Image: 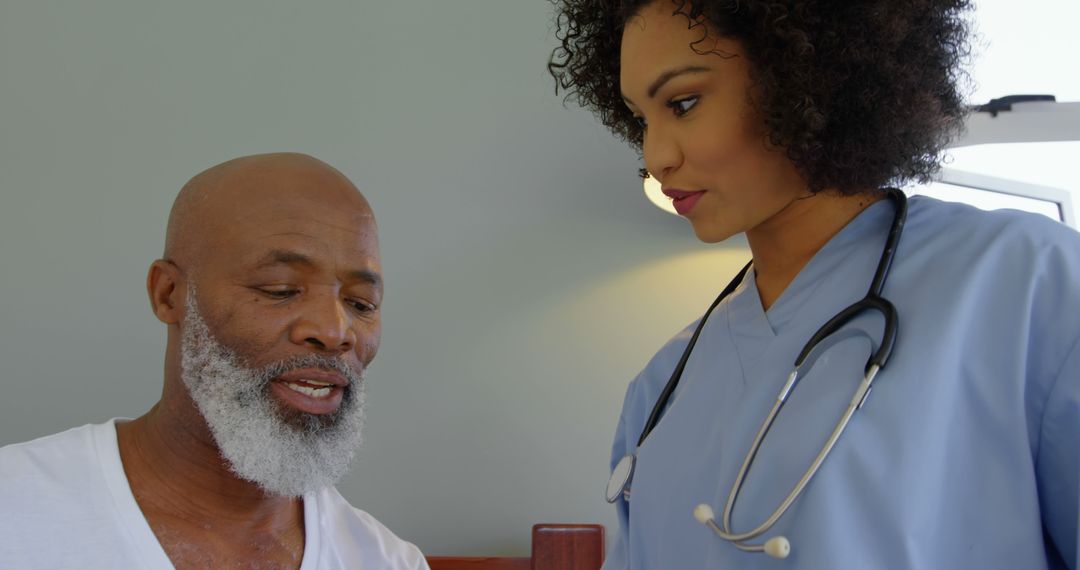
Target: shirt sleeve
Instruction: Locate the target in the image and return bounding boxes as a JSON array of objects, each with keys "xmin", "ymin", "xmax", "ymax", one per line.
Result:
[{"xmin": 1037, "ymin": 333, "xmax": 1080, "ymax": 570}]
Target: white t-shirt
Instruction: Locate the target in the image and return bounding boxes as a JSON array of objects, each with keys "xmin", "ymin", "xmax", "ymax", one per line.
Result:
[{"xmin": 0, "ymin": 420, "xmax": 430, "ymax": 569}]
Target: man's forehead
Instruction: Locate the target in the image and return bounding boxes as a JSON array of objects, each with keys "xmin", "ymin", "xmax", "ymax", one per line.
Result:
[
  {"xmin": 248, "ymin": 246, "xmax": 383, "ymax": 287},
  {"xmin": 226, "ymin": 195, "xmax": 376, "ymax": 240},
  {"xmin": 206, "ymin": 201, "xmax": 380, "ymax": 274},
  {"xmin": 165, "ymin": 153, "xmax": 377, "ymax": 274},
  {"xmin": 237, "ymin": 224, "xmax": 380, "ymax": 264}
]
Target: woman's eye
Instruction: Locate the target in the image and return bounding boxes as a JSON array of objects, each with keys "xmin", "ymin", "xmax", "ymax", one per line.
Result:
[{"xmin": 668, "ymin": 96, "xmax": 699, "ymax": 117}]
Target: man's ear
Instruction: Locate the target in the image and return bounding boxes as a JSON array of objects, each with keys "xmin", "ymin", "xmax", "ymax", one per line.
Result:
[{"xmin": 147, "ymin": 259, "xmax": 185, "ymax": 325}]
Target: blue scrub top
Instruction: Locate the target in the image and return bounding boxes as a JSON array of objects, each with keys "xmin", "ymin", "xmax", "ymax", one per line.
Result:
[{"xmin": 603, "ymin": 196, "xmax": 1080, "ymax": 569}]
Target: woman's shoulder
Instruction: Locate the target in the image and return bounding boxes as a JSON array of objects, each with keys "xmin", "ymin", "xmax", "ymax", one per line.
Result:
[
  {"xmin": 625, "ymin": 319, "xmax": 699, "ymax": 394},
  {"xmin": 901, "ymin": 195, "xmax": 1080, "ymax": 355},
  {"xmin": 900, "ymin": 195, "xmax": 1080, "ymax": 282},
  {"xmin": 907, "ymin": 194, "xmax": 1079, "ymax": 250}
]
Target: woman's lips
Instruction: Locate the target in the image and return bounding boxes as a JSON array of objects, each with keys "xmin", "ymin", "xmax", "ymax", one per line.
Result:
[{"xmin": 662, "ymin": 189, "xmax": 706, "ymax": 216}]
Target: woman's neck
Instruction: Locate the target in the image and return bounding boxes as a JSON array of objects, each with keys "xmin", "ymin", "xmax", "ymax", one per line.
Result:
[{"xmin": 746, "ymin": 190, "xmax": 882, "ymax": 311}]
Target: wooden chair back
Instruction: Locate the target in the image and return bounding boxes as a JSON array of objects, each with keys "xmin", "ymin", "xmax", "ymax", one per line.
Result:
[{"xmin": 427, "ymin": 523, "xmax": 604, "ymax": 570}]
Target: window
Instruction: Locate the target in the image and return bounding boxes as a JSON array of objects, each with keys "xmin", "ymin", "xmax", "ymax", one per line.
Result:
[{"xmin": 908, "ymin": 168, "xmax": 1076, "ymax": 228}]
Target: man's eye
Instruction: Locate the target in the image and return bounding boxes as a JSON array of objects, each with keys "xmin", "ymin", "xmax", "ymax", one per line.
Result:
[
  {"xmin": 348, "ymin": 299, "xmax": 377, "ymax": 314},
  {"xmin": 668, "ymin": 96, "xmax": 699, "ymax": 117},
  {"xmin": 258, "ymin": 288, "xmax": 299, "ymax": 299}
]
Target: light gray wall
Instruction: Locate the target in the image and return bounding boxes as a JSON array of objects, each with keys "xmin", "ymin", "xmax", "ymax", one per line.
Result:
[{"xmin": 0, "ymin": 1, "xmax": 750, "ymax": 556}]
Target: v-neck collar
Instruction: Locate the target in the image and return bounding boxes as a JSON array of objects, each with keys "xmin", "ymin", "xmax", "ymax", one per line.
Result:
[
  {"xmin": 727, "ymin": 197, "xmax": 895, "ymax": 345},
  {"xmin": 99, "ymin": 419, "xmax": 324, "ymax": 570}
]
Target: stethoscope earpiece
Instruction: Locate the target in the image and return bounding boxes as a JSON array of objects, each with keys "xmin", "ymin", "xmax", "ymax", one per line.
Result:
[
  {"xmin": 693, "ymin": 503, "xmax": 715, "ymax": 525},
  {"xmin": 695, "ymin": 503, "xmax": 791, "ymax": 559},
  {"xmin": 764, "ymin": 536, "xmax": 791, "ymax": 559}
]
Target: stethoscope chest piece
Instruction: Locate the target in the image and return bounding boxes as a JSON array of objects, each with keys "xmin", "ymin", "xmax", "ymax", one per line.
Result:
[{"xmin": 606, "ymin": 454, "xmax": 636, "ymax": 503}]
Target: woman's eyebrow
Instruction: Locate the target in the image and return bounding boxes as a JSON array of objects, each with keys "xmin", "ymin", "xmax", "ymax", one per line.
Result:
[{"xmin": 622, "ymin": 65, "xmax": 712, "ymax": 105}]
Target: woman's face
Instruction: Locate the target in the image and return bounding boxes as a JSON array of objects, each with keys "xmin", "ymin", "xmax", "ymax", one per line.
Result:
[{"xmin": 620, "ymin": 1, "xmax": 807, "ymax": 243}]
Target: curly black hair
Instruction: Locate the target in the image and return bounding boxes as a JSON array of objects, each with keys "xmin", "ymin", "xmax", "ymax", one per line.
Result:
[{"xmin": 548, "ymin": 0, "xmax": 974, "ymax": 194}]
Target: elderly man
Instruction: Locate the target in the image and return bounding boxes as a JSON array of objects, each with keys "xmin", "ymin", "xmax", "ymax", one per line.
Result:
[{"xmin": 0, "ymin": 153, "xmax": 429, "ymax": 569}]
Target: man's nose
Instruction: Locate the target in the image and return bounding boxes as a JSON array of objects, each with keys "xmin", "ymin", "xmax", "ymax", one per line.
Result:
[{"xmin": 290, "ymin": 293, "xmax": 356, "ymax": 354}]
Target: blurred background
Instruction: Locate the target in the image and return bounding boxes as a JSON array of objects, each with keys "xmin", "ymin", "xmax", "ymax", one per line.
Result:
[{"xmin": 1, "ymin": 0, "xmax": 1076, "ymax": 556}]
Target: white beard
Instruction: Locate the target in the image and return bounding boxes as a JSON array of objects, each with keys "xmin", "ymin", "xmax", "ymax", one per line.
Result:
[{"xmin": 179, "ymin": 290, "xmax": 366, "ymax": 497}]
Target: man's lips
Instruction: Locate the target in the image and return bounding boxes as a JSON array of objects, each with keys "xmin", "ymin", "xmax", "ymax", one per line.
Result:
[
  {"xmin": 662, "ymin": 188, "xmax": 706, "ymax": 216},
  {"xmin": 269, "ymin": 368, "xmax": 348, "ymax": 415},
  {"xmin": 275, "ymin": 368, "xmax": 348, "ymax": 387}
]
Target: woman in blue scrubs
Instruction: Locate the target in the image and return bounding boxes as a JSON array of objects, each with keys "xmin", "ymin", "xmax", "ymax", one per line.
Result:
[{"xmin": 549, "ymin": 1, "xmax": 1080, "ymax": 568}]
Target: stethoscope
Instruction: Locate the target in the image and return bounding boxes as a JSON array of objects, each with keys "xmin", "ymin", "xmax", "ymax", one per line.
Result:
[{"xmin": 605, "ymin": 188, "xmax": 908, "ymax": 560}]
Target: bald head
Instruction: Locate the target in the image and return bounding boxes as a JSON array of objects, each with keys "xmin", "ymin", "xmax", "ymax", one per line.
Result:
[{"xmin": 164, "ymin": 153, "xmax": 375, "ymax": 273}]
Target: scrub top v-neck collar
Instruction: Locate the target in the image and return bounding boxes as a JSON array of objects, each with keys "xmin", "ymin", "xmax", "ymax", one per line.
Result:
[{"xmin": 725, "ymin": 197, "xmax": 895, "ymax": 352}]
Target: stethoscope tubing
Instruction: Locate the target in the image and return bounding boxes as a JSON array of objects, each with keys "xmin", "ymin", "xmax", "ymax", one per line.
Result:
[
  {"xmin": 635, "ymin": 261, "xmax": 752, "ymax": 448},
  {"xmin": 719, "ymin": 363, "xmax": 882, "ymax": 544}
]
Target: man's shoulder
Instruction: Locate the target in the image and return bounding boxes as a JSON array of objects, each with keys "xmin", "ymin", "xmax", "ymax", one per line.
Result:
[
  {"xmin": 313, "ymin": 487, "xmax": 429, "ymax": 569},
  {"xmin": 0, "ymin": 420, "xmax": 167, "ymax": 569},
  {"xmin": 0, "ymin": 420, "xmax": 120, "ymax": 518},
  {"xmin": 0, "ymin": 422, "xmax": 109, "ymax": 522},
  {"xmin": 0, "ymin": 422, "xmax": 105, "ymax": 482}
]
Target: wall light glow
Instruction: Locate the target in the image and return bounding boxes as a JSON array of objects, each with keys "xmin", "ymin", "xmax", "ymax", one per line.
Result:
[{"xmin": 643, "ymin": 174, "xmax": 677, "ymax": 215}]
